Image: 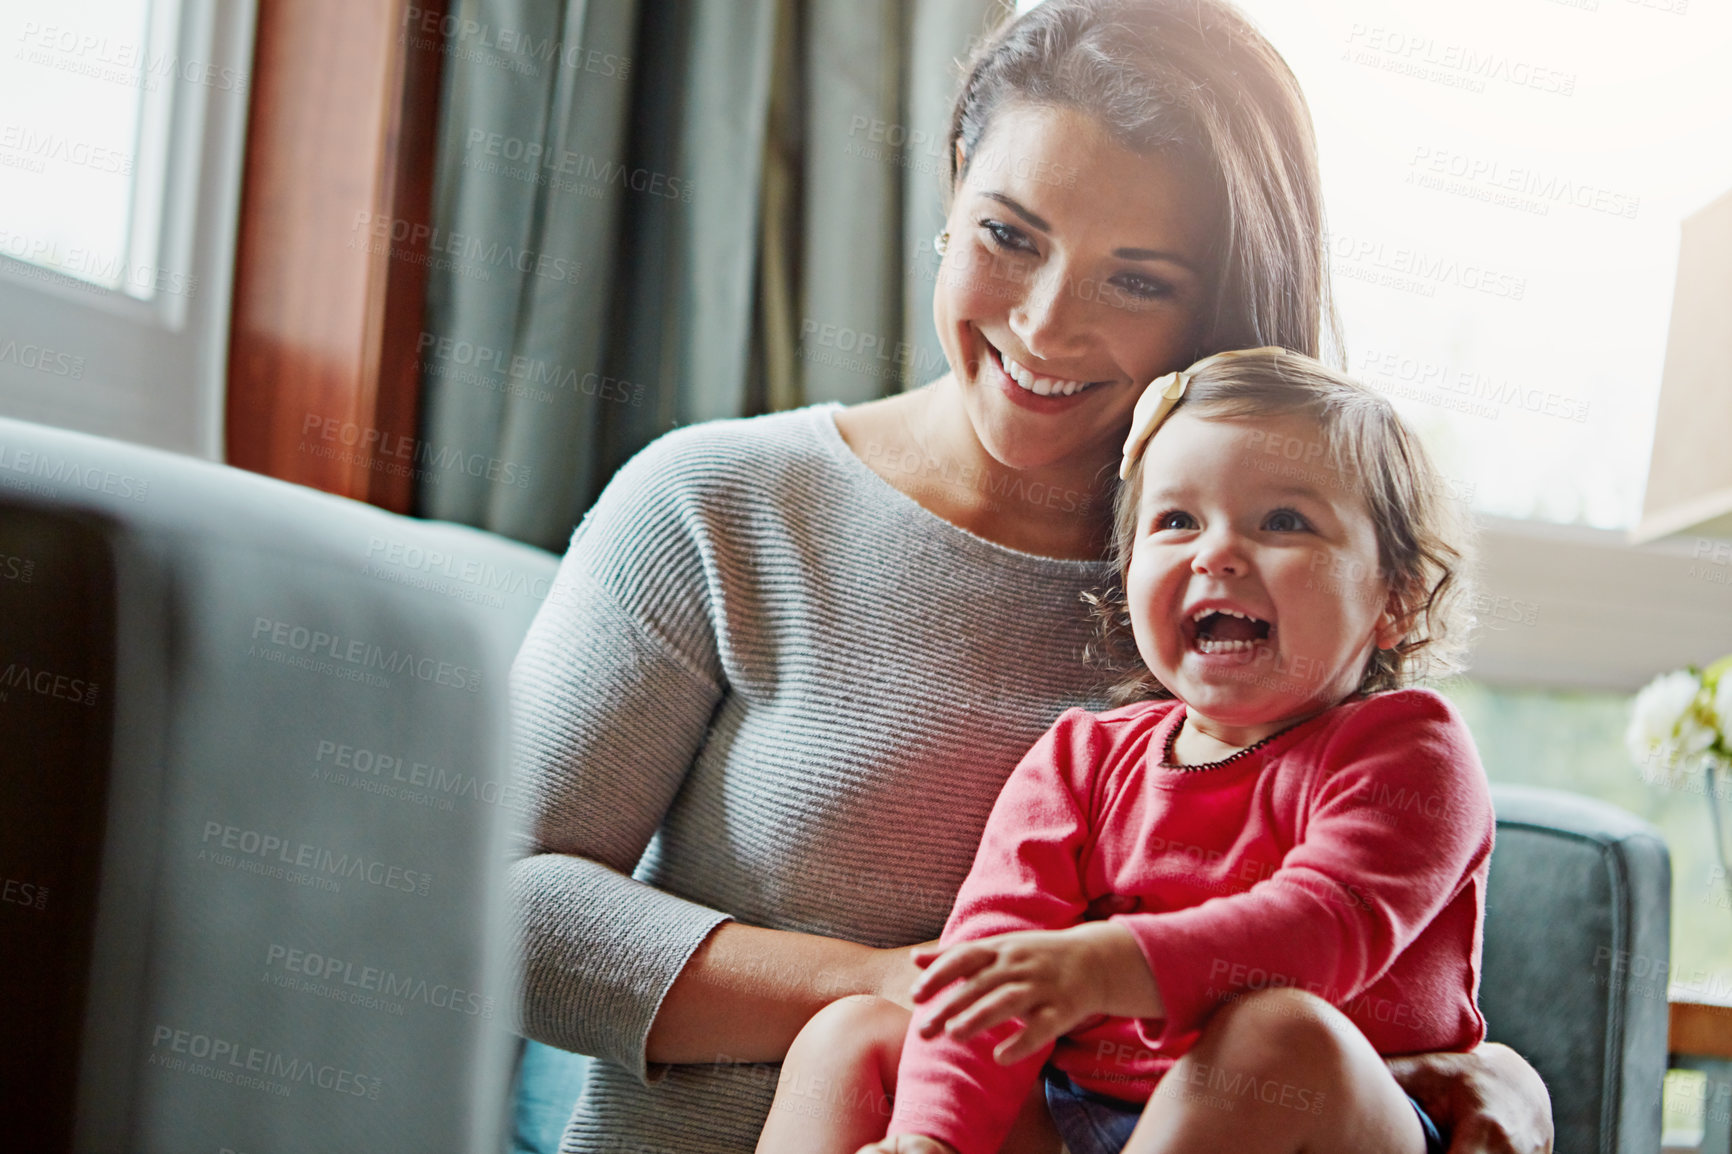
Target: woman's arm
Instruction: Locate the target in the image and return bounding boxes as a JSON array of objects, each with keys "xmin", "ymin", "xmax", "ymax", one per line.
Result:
[
  {"xmin": 511, "ymin": 433, "xmax": 932, "ymax": 1079},
  {"xmin": 645, "ymin": 922, "xmax": 926, "ymax": 1064},
  {"xmin": 1387, "ymin": 1044, "xmax": 1554, "ymax": 1154}
]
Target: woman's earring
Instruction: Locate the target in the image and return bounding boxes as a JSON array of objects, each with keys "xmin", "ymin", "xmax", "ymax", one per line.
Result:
[{"xmin": 933, "ymin": 230, "xmax": 949, "ymax": 256}]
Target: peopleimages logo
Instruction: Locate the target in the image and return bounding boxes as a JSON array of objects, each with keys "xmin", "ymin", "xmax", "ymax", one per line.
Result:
[
  {"xmin": 0, "ymin": 337, "xmax": 86, "ymax": 378},
  {"xmin": 0, "ymin": 441, "xmax": 150, "ymax": 500},
  {"xmin": 248, "ymin": 616, "xmax": 482, "ymax": 693},
  {"xmin": 1330, "ymin": 234, "xmax": 1526, "ymax": 300},
  {"xmin": 199, "ymin": 820, "xmax": 434, "ymax": 898},
  {"xmin": 0, "ymin": 661, "xmax": 99, "ymax": 706},
  {"xmin": 264, "ymin": 942, "xmax": 496, "ymax": 1019},
  {"xmin": 148, "ymin": 1024, "xmax": 382, "ymax": 1100}
]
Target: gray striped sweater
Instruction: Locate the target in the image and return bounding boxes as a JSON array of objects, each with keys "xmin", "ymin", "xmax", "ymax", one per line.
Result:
[{"xmin": 508, "ymin": 404, "xmax": 1114, "ymax": 1152}]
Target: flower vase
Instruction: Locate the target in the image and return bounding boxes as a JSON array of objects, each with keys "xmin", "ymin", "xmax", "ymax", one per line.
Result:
[{"xmin": 1711, "ymin": 760, "xmax": 1732, "ymax": 910}]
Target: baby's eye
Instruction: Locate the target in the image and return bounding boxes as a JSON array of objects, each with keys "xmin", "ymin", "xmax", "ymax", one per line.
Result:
[
  {"xmin": 1153, "ymin": 509, "xmax": 1197, "ymax": 531},
  {"xmin": 1263, "ymin": 508, "xmax": 1312, "ymax": 533},
  {"xmin": 981, "ymin": 219, "xmax": 1037, "ymax": 255}
]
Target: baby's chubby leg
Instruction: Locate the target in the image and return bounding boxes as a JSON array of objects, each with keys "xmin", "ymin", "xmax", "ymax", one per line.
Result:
[
  {"xmin": 754, "ymin": 994, "xmax": 1063, "ymax": 1154},
  {"xmin": 755, "ymin": 994, "xmax": 909, "ymax": 1154},
  {"xmin": 1123, "ymin": 987, "xmax": 1427, "ymax": 1154}
]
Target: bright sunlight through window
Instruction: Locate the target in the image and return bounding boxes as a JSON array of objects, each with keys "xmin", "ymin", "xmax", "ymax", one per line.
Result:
[
  {"xmin": 0, "ymin": 0, "xmax": 184, "ymax": 300},
  {"xmin": 1018, "ymin": 0, "xmax": 1732, "ymax": 530}
]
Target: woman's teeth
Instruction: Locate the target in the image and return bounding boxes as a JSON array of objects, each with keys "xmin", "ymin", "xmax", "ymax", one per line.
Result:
[{"xmin": 1001, "ymin": 351, "xmax": 1096, "ymax": 397}]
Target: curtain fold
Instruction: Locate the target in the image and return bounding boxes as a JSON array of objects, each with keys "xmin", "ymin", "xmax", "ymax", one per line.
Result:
[{"xmin": 417, "ymin": 0, "xmax": 1003, "ymax": 550}]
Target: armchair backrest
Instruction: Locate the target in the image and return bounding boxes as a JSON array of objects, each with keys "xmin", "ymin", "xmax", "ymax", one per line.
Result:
[
  {"xmin": 1483, "ymin": 784, "xmax": 1672, "ymax": 1154},
  {"xmin": 0, "ymin": 416, "xmax": 558, "ymax": 1152}
]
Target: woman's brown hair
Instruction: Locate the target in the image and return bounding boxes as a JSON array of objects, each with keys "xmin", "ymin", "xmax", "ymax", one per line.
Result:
[{"xmin": 947, "ymin": 0, "xmax": 1341, "ymax": 362}]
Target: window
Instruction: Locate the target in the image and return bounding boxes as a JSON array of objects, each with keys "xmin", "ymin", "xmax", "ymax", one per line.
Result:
[
  {"xmin": 1444, "ymin": 679, "xmax": 1732, "ymax": 1001},
  {"xmin": 1226, "ymin": 0, "xmax": 1732, "ymax": 530},
  {"xmin": 1, "ymin": 0, "xmax": 182, "ymax": 299},
  {"xmin": 0, "ymin": 0, "xmax": 255, "ymax": 457}
]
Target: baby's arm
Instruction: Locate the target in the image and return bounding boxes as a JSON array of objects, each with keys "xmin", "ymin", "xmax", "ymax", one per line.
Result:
[
  {"xmin": 883, "ymin": 710, "xmax": 1118, "ymax": 1154},
  {"xmin": 907, "ymin": 919, "xmax": 1161, "ymax": 1062}
]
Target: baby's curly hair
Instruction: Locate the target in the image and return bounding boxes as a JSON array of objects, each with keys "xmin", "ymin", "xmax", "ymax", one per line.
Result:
[{"xmin": 1085, "ymin": 349, "xmax": 1475, "ymax": 704}]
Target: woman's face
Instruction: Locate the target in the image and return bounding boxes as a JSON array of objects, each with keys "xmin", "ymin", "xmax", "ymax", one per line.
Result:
[{"xmin": 935, "ymin": 102, "xmax": 1217, "ymax": 474}]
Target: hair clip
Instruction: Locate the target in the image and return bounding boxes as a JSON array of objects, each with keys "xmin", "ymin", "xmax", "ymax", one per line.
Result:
[
  {"xmin": 1118, "ymin": 346, "xmax": 1288, "ymax": 480},
  {"xmin": 1119, "ymin": 370, "xmax": 1188, "ymax": 480}
]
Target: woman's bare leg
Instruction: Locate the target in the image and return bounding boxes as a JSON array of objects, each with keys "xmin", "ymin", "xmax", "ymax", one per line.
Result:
[{"xmin": 1123, "ymin": 987, "xmax": 1427, "ymax": 1154}]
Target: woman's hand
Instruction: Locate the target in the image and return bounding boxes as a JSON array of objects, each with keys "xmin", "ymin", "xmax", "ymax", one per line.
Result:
[
  {"xmin": 1386, "ymin": 1042, "xmax": 1554, "ymax": 1154},
  {"xmin": 909, "ymin": 922, "xmax": 1161, "ymax": 1065},
  {"xmin": 855, "ymin": 1136, "xmax": 958, "ymax": 1154}
]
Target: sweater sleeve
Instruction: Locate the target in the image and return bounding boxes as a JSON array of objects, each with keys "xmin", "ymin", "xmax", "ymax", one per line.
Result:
[
  {"xmin": 887, "ymin": 709, "xmax": 1104, "ymax": 1154},
  {"xmin": 1119, "ymin": 691, "xmax": 1494, "ymax": 1050},
  {"xmin": 506, "ymin": 433, "xmax": 731, "ymax": 1083}
]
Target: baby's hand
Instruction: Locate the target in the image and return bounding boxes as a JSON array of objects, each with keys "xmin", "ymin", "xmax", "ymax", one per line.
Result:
[
  {"xmin": 910, "ymin": 921, "xmax": 1160, "ymax": 1065},
  {"xmin": 855, "ymin": 1136, "xmax": 958, "ymax": 1154}
]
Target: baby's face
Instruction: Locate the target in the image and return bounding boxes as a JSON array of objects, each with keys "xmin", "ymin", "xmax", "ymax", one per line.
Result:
[{"xmin": 1125, "ymin": 410, "xmax": 1403, "ymax": 737}]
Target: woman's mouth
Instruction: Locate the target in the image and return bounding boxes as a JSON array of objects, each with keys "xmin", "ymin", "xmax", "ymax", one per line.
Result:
[{"xmin": 983, "ymin": 339, "xmax": 1105, "ymax": 399}]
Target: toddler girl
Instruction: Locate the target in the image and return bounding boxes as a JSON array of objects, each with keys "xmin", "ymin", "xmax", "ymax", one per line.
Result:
[{"xmin": 753, "ymin": 348, "xmax": 1492, "ymax": 1154}]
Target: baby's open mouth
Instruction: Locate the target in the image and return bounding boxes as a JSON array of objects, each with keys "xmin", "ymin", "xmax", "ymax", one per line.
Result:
[{"xmin": 1187, "ymin": 608, "xmax": 1273, "ymax": 655}]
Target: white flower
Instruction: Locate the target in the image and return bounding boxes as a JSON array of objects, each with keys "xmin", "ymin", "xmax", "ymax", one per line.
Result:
[
  {"xmin": 1627, "ymin": 669, "xmax": 1710, "ymax": 772},
  {"xmin": 1713, "ymin": 673, "xmax": 1732, "ymax": 737}
]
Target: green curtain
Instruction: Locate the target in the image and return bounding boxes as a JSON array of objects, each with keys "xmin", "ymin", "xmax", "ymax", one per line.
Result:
[{"xmin": 415, "ymin": 0, "xmax": 1003, "ymax": 550}]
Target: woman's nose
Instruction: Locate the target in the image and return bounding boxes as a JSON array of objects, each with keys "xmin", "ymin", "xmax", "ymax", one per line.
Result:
[{"xmin": 1007, "ymin": 262, "xmax": 1090, "ymax": 361}]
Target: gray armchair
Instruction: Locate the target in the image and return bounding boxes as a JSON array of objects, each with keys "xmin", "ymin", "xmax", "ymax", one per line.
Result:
[{"xmin": 1482, "ymin": 784, "xmax": 1672, "ymax": 1154}]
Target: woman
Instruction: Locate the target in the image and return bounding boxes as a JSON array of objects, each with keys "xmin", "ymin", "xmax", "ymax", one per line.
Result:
[{"xmin": 509, "ymin": 2, "xmax": 1553, "ymax": 1151}]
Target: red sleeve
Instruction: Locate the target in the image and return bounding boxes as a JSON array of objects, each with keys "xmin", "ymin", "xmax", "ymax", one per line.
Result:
[
  {"xmin": 1117, "ymin": 691, "xmax": 1494, "ymax": 1049},
  {"xmin": 887, "ymin": 708, "xmax": 1112, "ymax": 1154}
]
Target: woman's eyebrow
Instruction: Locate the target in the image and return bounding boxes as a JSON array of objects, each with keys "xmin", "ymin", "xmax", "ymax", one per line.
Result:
[
  {"xmin": 980, "ymin": 192, "xmax": 1198, "ymax": 273},
  {"xmin": 1113, "ymin": 246, "xmax": 1198, "ymax": 272},
  {"xmin": 982, "ymin": 191, "xmax": 1050, "ymax": 232}
]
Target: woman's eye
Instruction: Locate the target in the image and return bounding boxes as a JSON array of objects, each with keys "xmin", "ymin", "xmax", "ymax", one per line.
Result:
[
  {"xmin": 1154, "ymin": 510, "xmax": 1197, "ymax": 531},
  {"xmin": 981, "ymin": 219, "xmax": 1036, "ymax": 254},
  {"xmin": 1263, "ymin": 508, "xmax": 1312, "ymax": 532},
  {"xmin": 1112, "ymin": 272, "xmax": 1174, "ymax": 301}
]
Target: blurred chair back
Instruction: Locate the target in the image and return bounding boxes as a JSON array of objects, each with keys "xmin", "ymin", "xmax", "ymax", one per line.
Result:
[{"xmin": 0, "ymin": 416, "xmax": 558, "ymax": 1154}]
